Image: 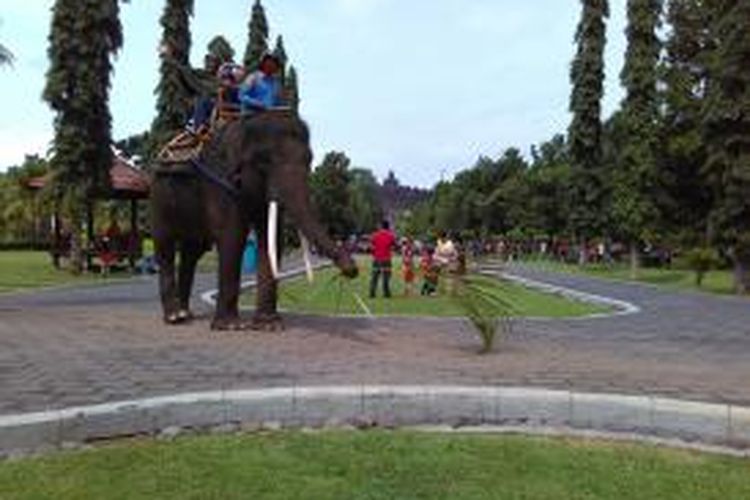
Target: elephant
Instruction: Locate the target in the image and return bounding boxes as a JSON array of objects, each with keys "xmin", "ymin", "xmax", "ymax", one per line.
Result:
[{"xmin": 151, "ymin": 111, "xmax": 358, "ymax": 330}]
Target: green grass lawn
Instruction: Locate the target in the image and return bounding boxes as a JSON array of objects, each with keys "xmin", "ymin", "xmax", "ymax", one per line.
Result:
[
  {"xmin": 518, "ymin": 257, "xmax": 737, "ymax": 295},
  {"xmin": 0, "ymin": 251, "xmax": 108, "ymax": 293},
  {"xmin": 1, "ymin": 431, "xmax": 748, "ymax": 499},
  {"xmin": 243, "ymin": 262, "xmax": 607, "ymax": 318}
]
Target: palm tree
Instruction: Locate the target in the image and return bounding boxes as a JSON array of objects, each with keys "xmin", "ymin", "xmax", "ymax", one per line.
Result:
[{"xmin": 0, "ymin": 42, "xmax": 13, "ymax": 66}]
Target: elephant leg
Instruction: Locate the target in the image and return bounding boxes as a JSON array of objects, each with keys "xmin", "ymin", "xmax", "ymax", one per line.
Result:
[
  {"xmin": 212, "ymin": 224, "xmax": 247, "ymax": 331},
  {"xmin": 177, "ymin": 240, "xmax": 205, "ymax": 322},
  {"xmin": 155, "ymin": 236, "xmax": 180, "ymax": 325},
  {"xmin": 252, "ymin": 215, "xmax": 283, "ymax": 331}
]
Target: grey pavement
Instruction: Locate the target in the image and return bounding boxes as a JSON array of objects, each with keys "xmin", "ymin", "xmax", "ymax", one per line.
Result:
[
  {"xmin": 498, "ymin": 262, "xmax": 750, "ymax": 351},
  {"xmin": 0, "ymin": 273, "xmax": 213, "ymax": 311},
  {"xmin": 0, "ymin": 259, "xmax": 748, "ymax": 420}
]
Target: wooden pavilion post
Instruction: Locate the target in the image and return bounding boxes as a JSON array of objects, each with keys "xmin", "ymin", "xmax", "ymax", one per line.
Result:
[
  {"xmin": 129, "ymin": 198, "xmax": 139, "ymax": 269},
  {"xmin": 52, "ymin": 209, "xmax": 61, "ymax": 269},
  {"xmin": 86, "ymin": 200, "xmax": 95, "ymax": 271}
]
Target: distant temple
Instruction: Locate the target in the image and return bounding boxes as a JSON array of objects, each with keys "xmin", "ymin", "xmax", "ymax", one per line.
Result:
[{"xmin": 378, "ymin": 170, "xmax": 430, "ymax": 223}]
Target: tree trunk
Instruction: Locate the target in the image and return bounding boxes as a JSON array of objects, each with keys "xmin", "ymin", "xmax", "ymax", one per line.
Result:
[
  {"xmin": 629, "ymin": 243, "xmax": 640, "ymax": 280},
  {"xmin": 68, "ymin": 221, "xmax": 83, "ymax": 275},
  {"xmin": 695, "ymin": 270, "xmax": 705, "ymax": 288},
  {"xmin": 85, "ymin": 201, "xmax": 95, "ymax": 272},
  {"xmin": 578, "ymin": 237, "xmax": 587, "ymax": 266},
  {"xmin": 733, "ymin": 258, "xmax": 750, "ymax": 295},
  {"xmin": 51, "ymin": 212, "xmax": 61, "ymax": 269}
]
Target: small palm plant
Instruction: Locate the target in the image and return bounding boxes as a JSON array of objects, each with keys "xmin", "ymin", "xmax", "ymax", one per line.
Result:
[
  {"xmin": 684, "ymin": 246, "xmax": 719, "ymax": 288},
  {"xmin": 453, "ymin": 273, "xmax": 516, "ymax": 354}
]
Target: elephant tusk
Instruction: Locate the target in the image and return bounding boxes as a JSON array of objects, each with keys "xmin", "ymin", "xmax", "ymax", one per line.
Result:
[
  {"xmin": 268, "ymin": 201, "xmax": 279, "ymax": 279},
  {"xmin": 299, "ymin": 231, "xmax": 314, "ymax": 284}
]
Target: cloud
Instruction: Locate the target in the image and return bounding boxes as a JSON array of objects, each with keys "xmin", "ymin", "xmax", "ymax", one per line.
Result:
[
  {"xmin": 333, "ymin": 0, "xmax": 390, "ymax": 17},
  {"xmin": 0, "ymin": 128, "xmax": 52, "ymax": 169}
]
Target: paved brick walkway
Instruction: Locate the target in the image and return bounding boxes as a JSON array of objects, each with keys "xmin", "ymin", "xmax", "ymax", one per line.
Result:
[{"xmin": 0, "ymin": 263, "xmax": 748, "ymax": 415}]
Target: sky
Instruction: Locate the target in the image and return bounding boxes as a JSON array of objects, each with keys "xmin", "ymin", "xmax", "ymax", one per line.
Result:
[{"xmin": 0, "ymin": 0, "xmax": 627, "ymax": 187}]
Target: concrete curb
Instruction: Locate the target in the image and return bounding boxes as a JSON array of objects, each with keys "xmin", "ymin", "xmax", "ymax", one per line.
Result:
[
  {"xmin": 1, "ymin": 386, "xmax": 748, "ymax": 456},
  {"xmin": 210, "ymin": 262, "xmax": 640, "ymax": 321},
  {"xmin": 494, "ymin": 270, "xmax": 642, "ymax": 318},
  {"xmin": 200, "ymin": 264, "xmax": 328, "ymax": 307}
]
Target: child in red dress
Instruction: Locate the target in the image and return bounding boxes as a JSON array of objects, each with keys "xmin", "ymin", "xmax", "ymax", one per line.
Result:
[
  {"xmin": 420, "ymin": 246, "xmax": 438, "ymax": 296},
  {"xmin": 401, "ymin": 238, "xmax": 416, "ymax": 296}
]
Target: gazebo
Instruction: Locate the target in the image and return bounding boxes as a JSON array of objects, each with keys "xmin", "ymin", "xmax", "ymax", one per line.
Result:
[{"xmin": 26, "ymin": 154, "xmax": 151, "ymax": 270}]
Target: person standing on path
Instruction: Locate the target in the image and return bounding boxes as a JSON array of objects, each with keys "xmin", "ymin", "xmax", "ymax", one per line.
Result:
[
  {"xmin": 434, "ymin": 231, "xmax": 458, "ymax": 295},
  {"xmin": 370, "ymin": 220, "xmax": 397, "ymax": 298}
]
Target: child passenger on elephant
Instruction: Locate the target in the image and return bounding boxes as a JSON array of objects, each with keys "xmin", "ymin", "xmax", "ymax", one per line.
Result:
[
  {"xmin": 217, "ymin": 61, "xmax": 245, "ymax": 109},
  {"xmin": 160, "ymin": 44, "xmax": 222, "ymax": 134}
]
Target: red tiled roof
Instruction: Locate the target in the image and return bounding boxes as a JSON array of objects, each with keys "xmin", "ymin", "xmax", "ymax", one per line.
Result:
[
  {"xmin": 26, "ymin": 156, "xmax": 150, "ymax": 196},
  {"xmin": 110, "ymin": 156, "xmax": 150, "ymax": 193}
]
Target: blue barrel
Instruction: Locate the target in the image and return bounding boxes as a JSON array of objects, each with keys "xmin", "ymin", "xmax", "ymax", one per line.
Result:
[{"xmin": 242, "ymin": 237, "xmax": 258, "ymax": 274}]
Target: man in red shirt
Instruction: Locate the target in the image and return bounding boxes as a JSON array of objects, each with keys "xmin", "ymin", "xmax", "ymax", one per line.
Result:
[{"xmin": 370, "ymin": 220, "xmax": 396, "ymax": 298}]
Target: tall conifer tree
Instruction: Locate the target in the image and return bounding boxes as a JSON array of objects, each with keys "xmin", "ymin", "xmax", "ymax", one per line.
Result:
[
  {"xmin": 285, "ymin": 65, "xmax": 300, "ymax": 111},
  {"xmin": 702, "ymin": 0, "xmax": 750, "ymax": 293},
  {"xmin": 273, "ymin": 34, "xmax": 288, "ymax": 81},
  {"xmin": 567, "ymin": 0, "xmax": 609, "ymax": 259},
  {"xmin": 152, "ymin": 0, "xmax": 194, "ymax": 145},
  {"xmin": 43, "ymin": 0, "xmax": 123, "ymax": 271},
  {"xmin": 660, "ymin": 0, "xmax": 712, "ymax": 244},
  {"xmin": 614, "ymin": 0, "xmax": 663, "ymax": 276},
  {"xmin": 208, "ymin": 35, "xmax": 235, "ymax": 64},
  {"xmin": 244, "ymin": 0, "xmax": 269, "ymax": 70}
]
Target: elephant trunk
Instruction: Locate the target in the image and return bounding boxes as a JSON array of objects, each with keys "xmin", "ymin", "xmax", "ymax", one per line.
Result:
[{"xmin": 279, "ymin": 183, "xmax": 358, "ymax": 279}]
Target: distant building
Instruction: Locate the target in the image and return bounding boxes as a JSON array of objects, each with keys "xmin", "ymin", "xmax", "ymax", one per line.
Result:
[{"xmin": 378, "ymin": 170, "xmax": 430, "ymax": 224}]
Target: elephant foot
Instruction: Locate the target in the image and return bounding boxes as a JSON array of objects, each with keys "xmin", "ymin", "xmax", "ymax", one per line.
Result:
[
  {"xmin": 251, "ymin": 313, "xmax": 284, "ymax": 332},
  {"xmin": 178, "ymin": 309, "xmax": 195, "ymax": 322},
  {"xmin": 211, "ymin": 316, "xmax": 249, "ymax": 331},
  {"xmin": 164, "ymin": 312, "xmax": 182, "ymax": 326}
]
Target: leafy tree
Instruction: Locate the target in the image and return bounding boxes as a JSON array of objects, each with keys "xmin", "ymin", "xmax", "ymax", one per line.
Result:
[
  {"xmin": 568, "ymin": 0, "xmax": 610, "ymax": 251},
  {"xmin": 478, "ymin": 149, "xmax": 530, "ymax": 235},
  {"xmin": 152, "ymin": 0, "xmax": 194, "ymax": 146},
  {"xmin": 244, "ymin": 0, "xmax": 269, "ymax": 70},
  {"xmin": 421, "ymin": 149, "xmax": 530, "ymax": 238},
  {"xmin": 285, "ymin": 65, "xmax": 300, "ymax": 111},
  {"xmin": 115, "ymin": 131, "xmax": 151, "ymax": 162},
  {"xmin": 401, "ymin": 195, "xmax": 436, "ymax": 238},
  {"xmin": 207, "ymin": 35, "xmax": 234, "ymax": 63},
  {"xmin": 702, "ymin": 0, "xmax": 750, "ymax": 293},
  {"xmin": 612, "ymin": 0, "xmax": 663, "ymax": 276},
  {"xmin": 348, "ymin": 168, "xmax": 380, "ymax": 234},
  {"xmin": 310, "ymin": 152, "xmax": 354, "ymax": 238},
  {"xmin": 0, "ymin": 156, "xmax": 49, "ymax": 245},
  {"xmin": 43, "ymin": 0, "xmax": 124, "ymax": 272},
  {"xmin": 432, "ymin": 180, "xmax": 469, "ymax": 234},
  {"xmin": 526, "ymin": 135, "xmax": 573, "ymax": 238},
  {"xmin": 660, "ymin": 0, "xmax": 713, "ymax": 246}
]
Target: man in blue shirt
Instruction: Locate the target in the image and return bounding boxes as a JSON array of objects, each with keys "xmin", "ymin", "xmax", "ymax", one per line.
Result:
[{"xmin": 240, "ymin": 52, "xmax": 283, "ymax": 113}]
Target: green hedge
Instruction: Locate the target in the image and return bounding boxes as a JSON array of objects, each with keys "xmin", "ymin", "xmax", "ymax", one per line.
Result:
[{"xmin": 0, "ymin": 241, "xmax": 52, "ymax": 251}]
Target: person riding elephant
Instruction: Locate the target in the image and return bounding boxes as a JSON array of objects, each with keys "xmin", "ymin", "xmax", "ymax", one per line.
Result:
[
  {"xmin": 160, "ymin": 44, "xmax": 222, "ymax": 133},
  {"xmin": 239, "ymin": 52, "xmax": 284, "ymax": 113}
]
